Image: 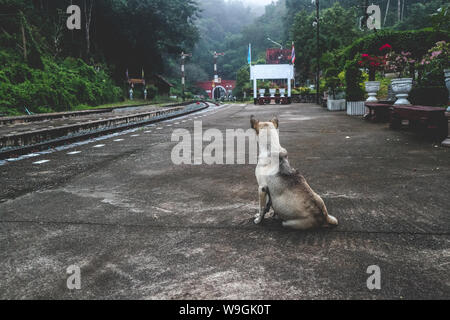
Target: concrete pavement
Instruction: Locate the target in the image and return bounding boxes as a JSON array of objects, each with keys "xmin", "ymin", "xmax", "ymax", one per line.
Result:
[{"xmin": 0, "ymin": 103, "xmax": 449, "ymax": 299}]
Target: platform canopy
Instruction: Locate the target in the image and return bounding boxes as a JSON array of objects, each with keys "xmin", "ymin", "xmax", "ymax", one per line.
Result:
[{"xmin": 250, "ymin": 64, "xmax": 295, "ymax": 98}]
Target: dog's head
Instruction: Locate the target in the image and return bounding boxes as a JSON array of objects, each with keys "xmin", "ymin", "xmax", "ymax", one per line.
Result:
[
  {"xmin": 250, "ymin": 115, "xmax": 279, "ymax": 135},
  {"xmin": 250, "ymin": 115, "xmax": 282, "ymax": 158}
]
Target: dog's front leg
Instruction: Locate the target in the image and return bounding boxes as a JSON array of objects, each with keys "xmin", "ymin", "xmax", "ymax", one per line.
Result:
[{"xmin": 254, "ymin": 186, "xmax": 268, "ymax": 224}]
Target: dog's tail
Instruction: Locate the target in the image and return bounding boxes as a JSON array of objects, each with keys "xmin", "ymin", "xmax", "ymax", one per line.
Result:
[{"xmin": 316, "ymin": 196, "xmax": 338, "ymax": 227}]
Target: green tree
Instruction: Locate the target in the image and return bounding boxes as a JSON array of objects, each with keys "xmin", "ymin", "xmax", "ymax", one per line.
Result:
[
  {"xmin": 233, "ymin": 65, "xmax": 251, "ymax": 99},
  {"xmin": 291, "ymin": 3, "xmax": 359, "ymax": 84}
]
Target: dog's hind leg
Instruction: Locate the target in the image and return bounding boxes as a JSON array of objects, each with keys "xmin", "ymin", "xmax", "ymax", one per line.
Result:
[{"xmin": 254, "ymin": 186, "xmax": 270, "ymax": 224}]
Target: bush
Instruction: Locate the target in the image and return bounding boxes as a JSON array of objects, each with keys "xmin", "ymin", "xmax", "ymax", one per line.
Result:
[
  {"xmin": 325, "ymin": 67, "xmax": 341, "ymax": 99},
  {"xmin": 0, "ymin": 51, "xmax": 123, "ymax": 115},
  {"xmin": 345, "ymin": 59, "xmax": 365, "ymax": 102},
  {"xmin": 409, "ymin": 86, "xmax": 448, "ymax": 106},
  {"xmin": 146, "ymin": 85, "xmax": 158, "ymax": 100},
  {"xmin": 337, "ymin": 29, "xmax": 450, "ymax": 69}
]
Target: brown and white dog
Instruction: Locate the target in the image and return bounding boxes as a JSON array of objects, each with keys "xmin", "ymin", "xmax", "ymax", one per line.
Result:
[{"xmin": 251, "ymin": 115, "xmax": 338, "ymax": 230}]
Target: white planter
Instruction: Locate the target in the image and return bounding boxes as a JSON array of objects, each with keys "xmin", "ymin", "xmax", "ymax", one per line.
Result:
[
  {"xmin": 259, "ymin": 89, "xmax": 266, "ymax": 98},
  {"xmin": 327, "ymin": 99, "xmax": 346, "ymax": 111},
  {"xmin": 391, "ymin": 78, "xmax": 413, "ymax": 105},
  {"xmin": 347, "ymin": 101, "xmax": 366, "ymax": 116},
  {"xmin": 269, "ymin": 89, "xmax": 276, "ymax": 98},
  {"xmin": 279, "ymin": 89, "xmax": 286, "ymax": 97},
  {"xmin": 365, "ymin": 81, "xmax": 380, "ymax": 102}
]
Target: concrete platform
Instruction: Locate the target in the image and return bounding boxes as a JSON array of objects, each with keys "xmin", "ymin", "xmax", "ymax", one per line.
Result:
[{"xmin": 0, "ymin": 103, "xmax": 449, "ymax": 299}]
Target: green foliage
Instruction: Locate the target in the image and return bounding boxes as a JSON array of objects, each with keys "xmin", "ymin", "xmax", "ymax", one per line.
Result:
[
  {"xmin": 292, "ymin": 3, "xmax": 360, "ymax": 84},
  {"xmin": 233, "ymin": 65, "xmax": 251, "ymax": 99},
  {"xmin": 345, "ymin": 59, "xmax": 365, "ymax": 102},
  {"xmin": 146, "ymin": 85, "xmax": 158, "ymax": 100},
  {"xmin": 324, "ymin": 67, "xmax": 340, "ymax": 99},
  {"xmin": 431, "ymin": 4, "xmax": 450, "ymax": 31},
  {"xmin": 0, "ymin": 51, "xmax": 122, "ymax": 115},
  {"xmin": 337, "ymin": 29, "xmax": 450, "ymax": 69}
]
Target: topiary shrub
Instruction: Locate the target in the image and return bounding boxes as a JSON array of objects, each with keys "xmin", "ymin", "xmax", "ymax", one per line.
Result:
[
  {"xmin": 345, "ymin": 59, "xmax": 365, "ymax": 102},
  {"xmin": 324, "ymin": 67, "xmax": 340, "ymax": 99},
  {"xmin": 409, "ymin": 86, "xmax": 448, "ymax": 106}
]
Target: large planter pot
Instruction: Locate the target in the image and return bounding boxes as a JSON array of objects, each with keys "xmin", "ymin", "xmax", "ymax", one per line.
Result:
[
  {"xmin": 442, "ymin": 111, "xmax": 450, "ymax": 148},
  {"xmin": 347, "ymin": 101, "xmax": 366, "ymax": 116},
  {"xmin": 391, "ymin": 78, "xmax": 413, "ymax": 105},
  {"xmin": 279, "ymin": 89, "xmax": 286, "ymax": 97},
  {"xmin": 269, "ymin": 89, "xmax": 276, "ymax": 98},
  {"xmin": 259, "ymin": 89, "xmax": 266, "ymax": 98},
  {"xmin": 327, "ymin": 99, "xmax": 346, "ymax": 111},
  {"xmin": 442, "ymin": 70, "xmax": 450, "ymax": 147},
  {"xmin": 365, "ymin": 81, "xmax": 380, "ymax": 102}
]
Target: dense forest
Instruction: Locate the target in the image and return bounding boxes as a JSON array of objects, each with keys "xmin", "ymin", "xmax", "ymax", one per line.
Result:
[{"xmin": 0, "ymin": 0, "xmax": 448, "ymax": 114}]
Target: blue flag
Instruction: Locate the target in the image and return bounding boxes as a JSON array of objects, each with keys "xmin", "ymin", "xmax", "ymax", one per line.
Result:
[{"xmin": 247, "ymin": 44, "xmax": 252, "ymax": 65}]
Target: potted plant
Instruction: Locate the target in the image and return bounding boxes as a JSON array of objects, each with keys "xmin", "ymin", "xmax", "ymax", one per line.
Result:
[
  {"xmin": 269, "ymin": 83, "xmax": 277, "ymax": 98},
  {"xmin": 384, "ymin": 47, "xmax": 416, "ymax": 105},
  {"xmin": 325, "ymin": 68, "xmax": 345, "ymax": 111},
  {"xmin": 259, "ymin": 88, "xmax": 266, "ymax": 98},
  {"xmin": 420, "ymin": 41, "xmax": 450, "ymax": 108},
  {"xmin": 345, "ymin": 60, "xmax": 366, "ymax": 116},
  {"xmin": 358, "ymin": 45, "xmax": 391, "ymax": 102},
  {"xmin": 419, "ymin": 40, "xmax": 450, "ymax": 146}
]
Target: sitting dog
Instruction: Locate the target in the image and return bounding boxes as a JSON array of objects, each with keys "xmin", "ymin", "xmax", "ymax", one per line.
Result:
[{"xmin": 251, "ymin": 115, "xmax": 338, "ymax": 230}]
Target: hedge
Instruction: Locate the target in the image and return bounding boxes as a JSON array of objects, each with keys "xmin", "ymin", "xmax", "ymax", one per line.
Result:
[{"xmin": 337, "ymin": 29, "xmax": 450, "ymax": 68}]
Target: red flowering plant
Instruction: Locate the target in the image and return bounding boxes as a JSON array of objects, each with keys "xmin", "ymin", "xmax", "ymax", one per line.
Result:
[{"xmin": 358, "ymin": 44, "xmax": 390, "ymax": 81}]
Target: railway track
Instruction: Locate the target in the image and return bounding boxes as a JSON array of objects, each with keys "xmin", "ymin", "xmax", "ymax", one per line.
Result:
[{"xmin": 0, "ymin": 101, "xmax": 211, "ymax": 160}]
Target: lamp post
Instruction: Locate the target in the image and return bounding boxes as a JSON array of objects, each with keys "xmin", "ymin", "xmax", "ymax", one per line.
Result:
[
  {"xmin": 312, "ymin": 0, "xmax": 320, "ymax": 105},
  {"xmin": 212, "ymin": 51, "xmax": 225, "ymax": 83},
  {"xmin": 180, "ymin": 52, "xmax": 192, "ymax": 101},
  {"xmin": 267, "ymin": 38, "xmax": 283, "ymax": 50}
]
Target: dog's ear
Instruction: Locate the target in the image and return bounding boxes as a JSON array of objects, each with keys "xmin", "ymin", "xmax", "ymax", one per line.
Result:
[
  {"xmin": 250, "ymin": 115, "xmax": 259, "ymax": 133},
  {"xmin": 271, "ymin": 116, "xmax": 279, "ymax": 129}
]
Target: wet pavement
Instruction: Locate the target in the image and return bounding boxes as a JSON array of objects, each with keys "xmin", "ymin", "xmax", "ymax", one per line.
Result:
[{"xmin": 0, "ymin": 103, "xmax": 449, "ymax": 299}]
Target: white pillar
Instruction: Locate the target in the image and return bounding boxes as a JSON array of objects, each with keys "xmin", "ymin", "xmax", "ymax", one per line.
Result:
[
  {"xmin": 287, "ymin": 78, "xmax": 291, "ymax": 97},
  {"xmin": 253, "ymin": 78, "xmax": 257, "ymax": 99}
]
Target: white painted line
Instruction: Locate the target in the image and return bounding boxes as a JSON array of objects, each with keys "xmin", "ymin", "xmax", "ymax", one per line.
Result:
[
  {"xmin": 33, "ymin": 160, "xmax": 50, "ymax": 165},
  {"xmin": 166, "ymin": 124, "xmax": 172, "ymax": 127},
  {"xmin": 131, "ymin": 134, "xmax": 140, "ymax": 137},
  {"xmin": 93, "ymin": 144, "xmax": 105, "ymax": 148},
  {"xmin": 156, "ymin": 127, "xmax": 163, "ymax": 130},
  {"xmin": 67, "ymin": 151, "xmax": 81, "ymax": 155},
  {"xmin": 174, "ymin": 122, "xmax": 180, "ymax": 125},
  {"xmin": 144, "ymin": 131, "xmax": 152, "ymax": 133},
  {"xmin": 114, "ymin": 139, "xmax": 124, "ymax": 142}
]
